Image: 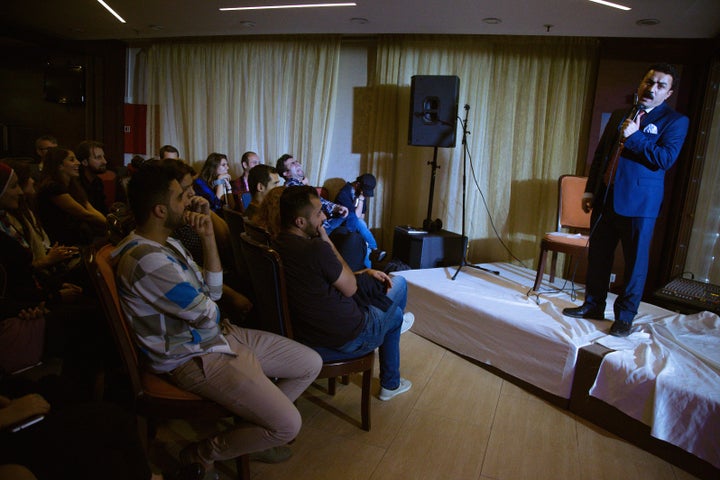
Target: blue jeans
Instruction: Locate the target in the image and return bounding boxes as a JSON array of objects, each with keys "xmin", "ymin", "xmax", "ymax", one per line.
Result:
[
  {"xmin": 345, "ymin": 216, "xmax": 378, "ymax": 268},
  {"xmin": 335, "ymin": 276, "xmax": 407, "ymax": 390},
  {"xmin": 323, "ymin": 215, "xmax": 346, "ymax": 235}
]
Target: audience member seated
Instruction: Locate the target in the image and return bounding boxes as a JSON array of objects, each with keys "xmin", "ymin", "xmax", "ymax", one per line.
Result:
[
  {"xmin": 115, "ymin": 161, "xmax": 322, "ymax": 477},
  {"xmin": 162, "ymin": 159, "xmax": 252, "ymax": 320},
  {"xmin": 251, "ymin": 185, "xmax": 285, "ymax": 242},
  {"xmin": 30, "ymin": 135, "xmax": 58, "ymax": 180},
  {"xmin": 194, "ymin": 153, "xmax": 235, "ymax": 213},
  {"xmin": 76, "ymin": 140, "xmax": 109, "ymax": 215},
  {"xmin": 0, "ymin": 162, "xmax": 110, "ymax": 398},
  {"xmin": 159, "ymin": 144, "xmax": 180, "ymax": 160},
  {"xmin": 2, "ymin": 159, "xmax": 84, "ymax": 288},
  {"xmin": 273, "ymin": 186, "xmax": 414, "ymax": 401},
  {"xmin": 230, "ymin": 151, "xmax": 261, "ymax": 211},
  {"xmin": 335, "ymin": 173, "xmax": 386, "ymax": 268},
  {"xmin": 275, "ymin": 153, "xmax": 347, "ymax": 234},
  {"xmin": 35, "ymin": 147, "xmax": 107, "ymax": 247},
  {"xmin": 243, "ymin": 164, "xmax": 281, "ymax": 223}
]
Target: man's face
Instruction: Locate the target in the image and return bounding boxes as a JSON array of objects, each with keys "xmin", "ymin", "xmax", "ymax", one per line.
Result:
[
  {"xmin": 299, "ymin": 197, "xmax": 325, "ymax": 237},
  {"xmin": 84, "ymin": 147, "xmax": 107, "ymax": 175},
  {"xmin": 283, "ymin": 157, "xmax": 305, "ymax": 180},
  {"xmin": 36, "ymin": 139, "xmax": 57, "ymax": 159},
  {"xmin": 258, "ymin": 172, "xmax": 281, "ymax": 201},
  {"xmin": 164, "ymin": 175, "xmax": 194, "ymax": 230},
  {"xmin": 637, "ymin": 70, "xmax": 674, "ymax": 109},
  {"xmin": 243, "ymin": 154, "xmax": 260, "ymax": 174}
]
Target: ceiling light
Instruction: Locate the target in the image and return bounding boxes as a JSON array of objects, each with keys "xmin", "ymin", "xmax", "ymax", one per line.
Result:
[
  {"xmin": 636, "ymin": 18, "xmax": 660, "ymax": 26},
  {"xmin": 220, "ymin": 3, "xmax": 356, "ymax": 12},
  {"xmin": 482, "ymin": 18, "xmax": 502, "ymax": 25},
  {"xmin": 350, "ymin": 17, "xmax": 369, "ymax": 25},
  {"xmin": 588, "ymin": 0, "xmax": 631, "ymax": 11},
  {"xmin": 96, "ymin": 0, "xmax": 126, "ymax": 23},
  {"xmin": 239, "ymin": 21, "xmax": 257, "ymax": 27}
]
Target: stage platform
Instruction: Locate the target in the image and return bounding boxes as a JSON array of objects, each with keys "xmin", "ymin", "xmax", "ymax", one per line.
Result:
[{"xmin": 394, "ymin": 263, "xmax": 720, "ymax": 479}]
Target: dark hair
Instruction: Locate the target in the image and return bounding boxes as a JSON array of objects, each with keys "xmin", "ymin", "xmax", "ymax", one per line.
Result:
[
  {"xmin": 279, "ymin": 185, "xmax": 318, "ymax": 229},
  {"xmin": 241, "ymin": 151, "xmax": 257, "ymax": 169},
  {"xmin": 1, "ymin": 159, "xmax": 43, "ymax": 238},
  {"xmin": 199, "ymin": 153, "xmax": 227, "ymax": 184},
  {"xmin": 38, "ymin": 147, "xmax": 89, "ymax": 205},
  {"xmin": 248, "ymin": 164, "xmax": 277, "ymax": 195},
  {"xmin": 646, "ymin": 63, "xmax": 679, "ymax": 90},
  {"xmin": 275, "ymin": 154, "xmax": 294, "ymax": 178},
  {"xmin": 75, "ymin": 140, "xmax": 104, "ymax": 162},
  {"xmin": 127, "ymin": 159, "xmax": 176, "ymax": 226},
  {"xmin": 35, "ymin": 135, "xmax": 58, "ymax": 148},
  {"xmin": 159, "ymin": 145, "xmax": 180, "ymax": 158},
  {"xmin": 161, "ymin": 158, "xmax": 195, "ymax": 182}
]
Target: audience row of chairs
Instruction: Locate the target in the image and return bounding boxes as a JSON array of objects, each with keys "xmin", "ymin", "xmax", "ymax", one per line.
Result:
[{"xmin": 84, "ymin": 206, "xmax": 375, "ymax": 478}]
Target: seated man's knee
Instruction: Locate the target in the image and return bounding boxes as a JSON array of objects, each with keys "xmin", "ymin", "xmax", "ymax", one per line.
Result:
[{"xmin": 271, "ymin": 406, "xmax": 303, "ymax": 444}]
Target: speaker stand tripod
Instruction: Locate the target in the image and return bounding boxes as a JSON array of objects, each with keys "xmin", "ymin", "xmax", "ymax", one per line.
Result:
[
  {"xmin": 422, "ymin": 146, "xmax": 443, "ymax": 232},
  {"xmin": 452, "ymin": 104, "xmax": 500, "ymax": 280}
]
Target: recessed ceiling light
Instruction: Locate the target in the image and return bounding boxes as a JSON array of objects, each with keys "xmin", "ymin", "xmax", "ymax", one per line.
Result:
[
  {"xmin": 482, "ymin": 17, "xmax": 502, "ymax": 25},
  {"xmin": 588, "ymin": 0, "xmax": 631, "ymax": 11},
  {"xmin": 148, "ymin": 25, "xmax": 164, "ymax": 31},
  {"xmin": 636, "ymin": 18, "xmax": 660, "ymax": 26},
  {"xmin": 96, "ymin": 0, "xmax": 126, "ymax": 23},
  {"xmin": 350, "ymin": 17, "xmax": 369, "ymax": 25},
  {"xmin": 239, "ymin": 21, "xmax": 257, "ymax": 28},
  {"xmin": 220, "ymin": 2, "xmax": 356, "ymax": 12}
]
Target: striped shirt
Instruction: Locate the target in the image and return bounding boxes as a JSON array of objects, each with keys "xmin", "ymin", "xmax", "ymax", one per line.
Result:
[{"xmin": 113, "ymin": 232, "xmax": 232, "ymax": 373}]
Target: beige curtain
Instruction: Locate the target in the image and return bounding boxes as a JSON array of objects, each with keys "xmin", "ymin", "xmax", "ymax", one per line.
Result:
[
  {"xmin": 685, "ymin": 79, "xmax": 720, "ymax": 284},
  {"xmin": 364, "ymin": 35, "xmax": 598, "ymax": 266},
  {"xmin": 140, "ymin": 36, "xmax": 341, "ymax": 181}
]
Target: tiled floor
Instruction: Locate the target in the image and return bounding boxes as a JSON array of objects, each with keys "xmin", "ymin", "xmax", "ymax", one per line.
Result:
[{"xmin": 153, "ymin": 331, "xmax": 701, "ymax": 480}]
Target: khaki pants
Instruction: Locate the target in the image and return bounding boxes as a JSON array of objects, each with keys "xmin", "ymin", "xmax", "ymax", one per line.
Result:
[{"xmin": 170, "ymin": 325, "xmax": 322, "ymax": 461}]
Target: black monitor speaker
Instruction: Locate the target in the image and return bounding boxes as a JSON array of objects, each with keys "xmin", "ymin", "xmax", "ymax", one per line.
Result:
[{"xmin": 408, "ymin": 75, "xmax": 460, "ymax": 148}]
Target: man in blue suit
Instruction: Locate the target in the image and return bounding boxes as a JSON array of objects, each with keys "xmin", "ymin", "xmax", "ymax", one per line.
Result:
[{"xmin": 563, "ymin": 63, "xmax": 689, "ymax": 337}]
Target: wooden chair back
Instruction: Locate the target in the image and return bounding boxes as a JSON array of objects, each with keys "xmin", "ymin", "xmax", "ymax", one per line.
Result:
[{"xmin": 238, "ymin": 233, "xmax": 373, "ymax": 430}]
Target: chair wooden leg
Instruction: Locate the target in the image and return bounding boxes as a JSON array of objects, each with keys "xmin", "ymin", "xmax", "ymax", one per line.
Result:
[
  {"xmin": 533, "ymin": 248, "xmax": 548, "ymax": 291},
  {"xmin": 549, "ymin": 250, "xmax": 559, "ymax": 283},
  {"xmin": 340, "ymin": 375, "xmax": 350, "ymax": 385},
  {"xmin": 235, "ymin": 454, "xmax": 250, "ymax": 480},
  {"xmin": 361, "ymin": 369, "xmax": 372, "ymax": 431},
  {"xmin": 327, "ymin": 377, "xmax": 337, "ymax": 395}
]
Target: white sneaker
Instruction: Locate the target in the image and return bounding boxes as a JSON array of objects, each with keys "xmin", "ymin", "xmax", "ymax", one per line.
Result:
[
  {"xmin": 401, "ymin": 312, "xmax": 415, "ymax": 334},
  {"xmin": 378, "ymin": 377, "xmax": 412, "ymax": 401}
]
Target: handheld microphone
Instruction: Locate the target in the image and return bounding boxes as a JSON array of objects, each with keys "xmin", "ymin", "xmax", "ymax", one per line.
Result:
[{"xmin": 627, "ymin": 93, "xmax": 641, "ymax": 121}]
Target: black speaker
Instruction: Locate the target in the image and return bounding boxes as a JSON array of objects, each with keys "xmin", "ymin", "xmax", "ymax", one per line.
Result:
[{"xmin": 408, "ymin": 75, "xmax": 460, "ymax": 148}]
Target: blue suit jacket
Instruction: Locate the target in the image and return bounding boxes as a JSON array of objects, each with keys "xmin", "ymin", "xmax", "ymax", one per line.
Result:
[{"xmin": 587, "ymin": 102, "xmax": 689, "ymax": 218}]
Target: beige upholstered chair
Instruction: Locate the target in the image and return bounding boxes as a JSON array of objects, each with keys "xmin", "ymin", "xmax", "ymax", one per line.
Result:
[{"xmin": 533, "ymin": 175, "xmax": 592, "ymax": 291}]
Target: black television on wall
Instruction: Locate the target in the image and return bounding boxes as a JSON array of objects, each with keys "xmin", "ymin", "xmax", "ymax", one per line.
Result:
[{"xmin": 43, "ymin": 64, "xmax": 85, "ymax": 104}]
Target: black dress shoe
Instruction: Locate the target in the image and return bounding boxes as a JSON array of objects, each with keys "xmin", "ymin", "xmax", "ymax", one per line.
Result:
[
  {"xmin": 562, "ymin": 303, "xmax": 605, "ymax": 320},
  {"xmin": 609, "ymin": 320, "xmax": 633, "ymax": 337}
]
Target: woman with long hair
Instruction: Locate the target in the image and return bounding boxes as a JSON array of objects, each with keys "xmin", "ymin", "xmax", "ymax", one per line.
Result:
[
  {"xmin": 194, "ymin": 153, "xmax": 235, "ymax": 212},
  {"xmin": 3, "ymin": 159, "xmax": 79, "ymax": 272},
  {"xmin": 36, "ymin": 147, "xmax": 106, "ymax": 246}
]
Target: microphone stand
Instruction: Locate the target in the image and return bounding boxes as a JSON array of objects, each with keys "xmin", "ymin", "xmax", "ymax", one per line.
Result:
[{"xmin": 452, "ymin": 104, "xmax": 500, "ymax": 280}]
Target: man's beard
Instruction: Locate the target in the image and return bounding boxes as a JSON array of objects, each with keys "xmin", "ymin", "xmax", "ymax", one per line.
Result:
[
  {"xmin": 164, "ymin": 209, "xmax": 186, "ymax": 231},
  {"xmin": 89, "ymin": 164, "xmax": 107, "ymax": 174}
]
